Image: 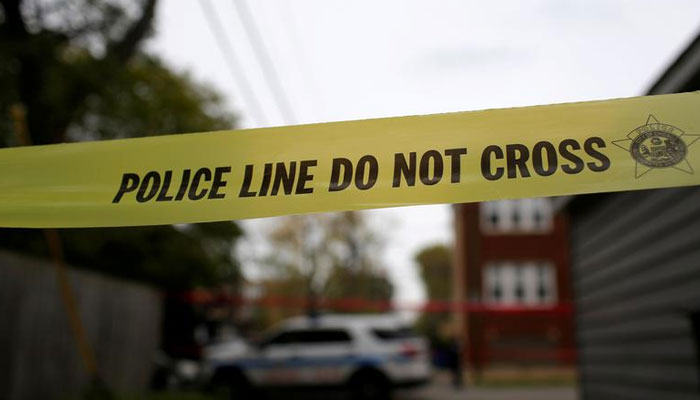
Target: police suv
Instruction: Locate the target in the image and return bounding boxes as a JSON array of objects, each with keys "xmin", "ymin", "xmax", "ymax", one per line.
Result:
[{"xmin": 203, "ymin": 314, "xmax": 431, "ymax": 399}]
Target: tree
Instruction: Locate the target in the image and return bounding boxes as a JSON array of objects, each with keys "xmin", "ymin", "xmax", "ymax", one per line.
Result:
[
  {"xmin": 256, "ymin": 211, "xmax": 393, "ymax": 327},
  {"xmin": 0, "ymin": 0, "xmax": 241, "ymax": 290},
  {"xmin": 414, "ymin": 244, "xmax": 453, "ymax": 341},
  {"xmin": 0, "ymin": 0, "xmax": 159, "ymax": 145},
  {"xmin": 323, "ymin": 264, "xmax": 393, "ymax": 305},
  {"xmin": 416, "ymin": 244, "xmax": 452, "ymax": 301}
]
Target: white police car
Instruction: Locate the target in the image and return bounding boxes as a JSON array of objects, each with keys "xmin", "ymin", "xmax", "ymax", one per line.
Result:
[{"xmin": 203, "ymin": 314, "xmax": 431, "ymax": 399}]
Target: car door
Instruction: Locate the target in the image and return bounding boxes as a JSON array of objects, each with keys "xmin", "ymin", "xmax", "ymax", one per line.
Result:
[
  {"xmin": 292, "ymin": 328, "xmax": 355, "ymax": 385},
  {"xmin": 246, "ymin": 330, "xmax": 300, "ymax": 386}
]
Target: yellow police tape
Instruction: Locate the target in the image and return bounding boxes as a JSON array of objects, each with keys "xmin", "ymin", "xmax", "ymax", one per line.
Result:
[{"xmin": 2, "ymin": 92, "xmax": 700, "ymax": 228}]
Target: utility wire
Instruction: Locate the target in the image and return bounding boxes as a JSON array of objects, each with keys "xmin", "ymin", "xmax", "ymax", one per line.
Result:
[
  {"xmin": 199, "ymin": 0, "xmax": 269, "ymax": 127},
  {"xmin": 232, "ymin": 0, "xmax": 297, "ymax": 125}
]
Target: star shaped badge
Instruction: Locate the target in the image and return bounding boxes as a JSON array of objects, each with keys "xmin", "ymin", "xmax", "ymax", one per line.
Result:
[{"xmin": 612, "ymin": 115, "xmax": 699, "ymax": 178}]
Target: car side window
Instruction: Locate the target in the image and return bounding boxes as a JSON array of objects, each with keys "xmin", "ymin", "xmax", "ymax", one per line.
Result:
[
  {"xmin": 265, "ymin": 329, "xmax": 351, "ymax": 346},
  {"xmin": 371, "ymin": 326, "xmax": 417, "ymax": 340},
  {"xmin": 296, "ymin": 329, "xmax": 352, "ymax": 344},
  {"xmin": 263, "ymin": 331, "xmax": 300, "ymax": 346}
]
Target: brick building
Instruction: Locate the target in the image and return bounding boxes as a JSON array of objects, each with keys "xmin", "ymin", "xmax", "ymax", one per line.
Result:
[{"xmin": 452, "ymin": 198, "xmax": 575, "ymax": 373}]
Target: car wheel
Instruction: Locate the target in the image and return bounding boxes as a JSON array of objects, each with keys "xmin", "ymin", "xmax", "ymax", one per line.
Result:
[{"xmin": 349, "ymin": 370, "xmax": 391, "ymax": 400}]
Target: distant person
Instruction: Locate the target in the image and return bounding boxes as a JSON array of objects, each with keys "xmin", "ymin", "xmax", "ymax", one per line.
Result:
[{"xmin": 446, "ymin": 336, "xmax": 463, "ymax": 388}]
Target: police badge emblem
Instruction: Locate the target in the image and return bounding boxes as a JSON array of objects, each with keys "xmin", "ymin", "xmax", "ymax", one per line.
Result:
[{"xmin": 613, "ymin": 115, "xmax": 699, "ymax": 178}]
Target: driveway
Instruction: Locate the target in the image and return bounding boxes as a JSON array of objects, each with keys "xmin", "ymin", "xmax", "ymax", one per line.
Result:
[
  {"xmin": 396, "ymin": 384, "xmax": 578, "ymax": 400},
  {"xmin": 262, "ymin": 382, "xmax": 578, "ymax": 400}
]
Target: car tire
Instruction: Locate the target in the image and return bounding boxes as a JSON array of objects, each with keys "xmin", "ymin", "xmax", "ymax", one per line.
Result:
[{"xmin": 349, "ymin": 369, "xmax": 391, "ymax": 400}]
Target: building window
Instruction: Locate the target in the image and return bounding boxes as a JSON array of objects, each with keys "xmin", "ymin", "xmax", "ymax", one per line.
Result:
[
  {"xmin": 483, "ymin": 261, "xmax": 557, "ymax": 306},
  {"xmin": 480, "ymin": 198, "xmax": 554, "ymax": 234}
]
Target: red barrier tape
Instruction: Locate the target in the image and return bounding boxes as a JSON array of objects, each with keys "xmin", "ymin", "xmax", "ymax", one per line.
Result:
[{"xmin": 175, "ymin": 290, "xmax": 573, "ymax": 315}]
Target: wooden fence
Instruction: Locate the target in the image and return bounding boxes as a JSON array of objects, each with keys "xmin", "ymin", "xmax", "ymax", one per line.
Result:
[{"xmin": 0, "ymin": 250, "xmax": 162, "ymax": 399}]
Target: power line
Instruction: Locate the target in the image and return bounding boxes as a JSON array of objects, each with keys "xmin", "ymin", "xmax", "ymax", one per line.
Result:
[
  {"xmin": 199, "ymin": 0, "xmax": 269, "ymax": 127},
  {"xmin": 232, "ymin": 0, "xmax": 297, "ymax": 125}
]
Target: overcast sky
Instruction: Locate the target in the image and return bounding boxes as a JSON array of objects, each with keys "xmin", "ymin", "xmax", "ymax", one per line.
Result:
[{"xmin": 147, "ymin": 0, "xmax": 700, "ymax": 304}]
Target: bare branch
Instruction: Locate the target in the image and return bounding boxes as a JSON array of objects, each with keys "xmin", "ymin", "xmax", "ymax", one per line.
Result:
[{"xmin": 106, "ymin": 0, "xmax": 157, "ymax": 61}]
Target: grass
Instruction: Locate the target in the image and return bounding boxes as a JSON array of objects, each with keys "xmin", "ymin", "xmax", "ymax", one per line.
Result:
[
  {"xmin": 71, "ymin": 390, "xmax": 221, "ymax": 400},
  {"xmin": 139, "ymin": 392, "xmax": 218, "ymax": 400}
]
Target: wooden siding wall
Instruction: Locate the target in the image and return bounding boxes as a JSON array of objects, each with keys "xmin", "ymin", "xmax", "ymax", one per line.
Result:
[{"xmin": 571, "ymin": 186, "xmax": 700, "ymax": 400}]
